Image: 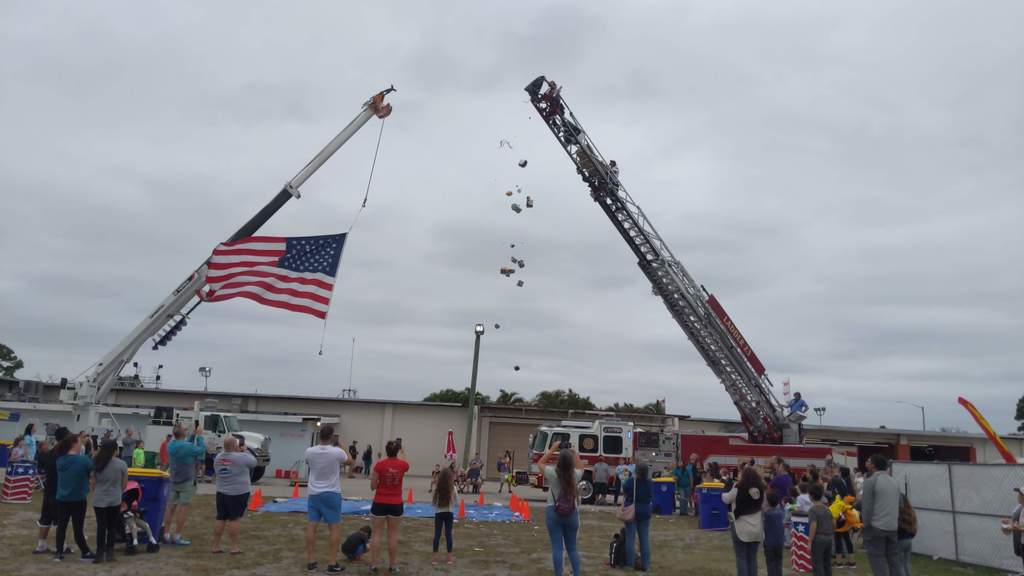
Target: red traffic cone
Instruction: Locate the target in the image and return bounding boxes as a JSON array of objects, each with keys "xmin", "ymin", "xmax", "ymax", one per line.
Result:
[
  {"xmin": 458, "ymin": 498, "xmax": 466, "ymax": 519},
  {"xmin": 407, "ymin": 488, "xmax": 414, "ymax": 504},
  {"xmin": 477, "ymin": 491, "xmax": 485, "ymax": 506},
  {"xmin": 292, "ymin": 482, "xmax": 300, "ymax": 499}
]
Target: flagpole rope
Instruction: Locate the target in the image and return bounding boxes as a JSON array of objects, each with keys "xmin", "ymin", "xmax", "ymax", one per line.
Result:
[
  {"xmin": 346, "ymin": 116, "xmax": 386, "ymax": 234},
  {"xmin": 322, "ymin": 118, "xmax": 386, "ymax": 355}
]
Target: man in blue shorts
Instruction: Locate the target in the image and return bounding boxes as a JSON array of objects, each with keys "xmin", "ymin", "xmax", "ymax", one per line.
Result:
[{"xmin": 305, "ymin": 425, "xmax": 348, "ymax": 573}]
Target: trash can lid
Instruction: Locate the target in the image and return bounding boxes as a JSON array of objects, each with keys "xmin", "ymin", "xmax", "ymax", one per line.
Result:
[
  {"xmin": 653, "ymin": 477, "xmax": 675, "ymax": 483},
  {"xmin": 127, "ymin": 468, "xmax": 170, "ymax": 478},
  {"xmin": 697, "ymin": 482, "xmax": 725, "ymax": 488}
]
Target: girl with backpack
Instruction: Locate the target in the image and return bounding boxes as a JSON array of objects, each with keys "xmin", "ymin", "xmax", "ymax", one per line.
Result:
[
  {"xmin": 621, "ymin": 463, "xmax": 654, "ymax": 571},
  {"xmin": 538, "ymin": 442, "xmax": 584, "ymax": 576},
  {"xmin": 431, "ymin": 466, "xmax": 458, "ymax": 566},
  {"xmin": 897, "ymin": 493, "xmax": 918, "ymax": 576}
]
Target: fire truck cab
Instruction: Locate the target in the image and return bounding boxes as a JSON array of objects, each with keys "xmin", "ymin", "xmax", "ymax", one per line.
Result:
[{"xmin": 526, "ymin": 419, "xmax": 633, "ymax": 503}]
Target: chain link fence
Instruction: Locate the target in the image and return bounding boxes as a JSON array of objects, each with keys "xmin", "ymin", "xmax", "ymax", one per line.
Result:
[{"xmin": 891, "ymin": 461, "xmax": 1024, "ymax": 572}]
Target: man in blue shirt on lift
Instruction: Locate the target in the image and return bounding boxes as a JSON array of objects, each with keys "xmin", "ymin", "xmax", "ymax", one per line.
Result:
[{"xmin": 788, "ymin": 392, "xmax": 810, "ymax": 440}]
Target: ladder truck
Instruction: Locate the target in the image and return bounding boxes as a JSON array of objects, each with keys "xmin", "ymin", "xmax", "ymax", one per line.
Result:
[
  {"xmin": 59, "ymin": 88, "xmax": 395, "ymax": 480},
  {"xmin": 525, "ymin": 76, "xmax": 800, "ymax": 446}
]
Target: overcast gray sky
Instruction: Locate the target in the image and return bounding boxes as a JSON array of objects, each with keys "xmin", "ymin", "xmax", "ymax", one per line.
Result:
[{"xmin": 2, "ymin": 1, "xmax": 1022, "ymax": 434}]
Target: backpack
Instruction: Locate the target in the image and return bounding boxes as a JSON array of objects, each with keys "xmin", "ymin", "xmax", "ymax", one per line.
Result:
[
  {"xmin": 609, "ymin": 530, "xmax": 626, "ymax": 567},
  {"xmin": 555, "ymin": 490, "xmax": 576, "ymax": 517}
]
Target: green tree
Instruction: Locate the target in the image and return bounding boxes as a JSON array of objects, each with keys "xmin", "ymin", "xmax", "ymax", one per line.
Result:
[
  {"xmin": 531, "ymin": 388, "xmax": 596, "ymax": 411},
  {"xmin": 604, "ymin": 401, "xmax": 665, "ymax": 415},
  {"xmin": 0, "ymin": 343, "xmax": 23, "ymax": 378},
  {"xmin": 1016, "ymin": 394, "xmax": 1024, "ymax": 433},
  {"xmin": 495, "ymin": 389, "xmax": 527, "ymax": 406},
  {"xmin": 423, "ymin": 387, "xmax": 491, "ymax": 407}
]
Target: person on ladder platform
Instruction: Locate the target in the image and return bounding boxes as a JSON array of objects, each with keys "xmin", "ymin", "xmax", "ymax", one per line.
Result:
[{"xmin": 787, "ymin": 392, "xmax": 810, "ymax": 440}]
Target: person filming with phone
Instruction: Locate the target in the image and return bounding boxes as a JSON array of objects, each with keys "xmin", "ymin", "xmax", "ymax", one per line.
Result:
[{"xmin": 538, "ymin": 441, "xmax": 584, "ymax": 576}]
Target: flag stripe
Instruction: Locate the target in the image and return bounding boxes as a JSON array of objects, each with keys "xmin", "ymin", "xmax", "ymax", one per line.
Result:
[
  {"xmin": 208, "ymin": 259, "xmax": 291, "ymax": 270},
  {"xmin": 206, "ymin": 290, "xmax": 327, "ymax": 319},
  {"xmin": 209, "ymin": 254, "xmax": 282, "ymax": 265},
  {"xmin": 209, "ymin": 278, "xmax": 333, "ymax": 304},
  {"xmin": 210, "ymin": 248, "xmax": 287, "ymax": 258},
  {"xmin": 205, "ymin": 284, "xmax": 329, "ymax": 313},
  {"xmin": 221, "ymin": 236, "xmax": 285, "ymax": 247},
  {"xmin": 206, "ymin": 268, "xmax": 335, "ymax": 290}
]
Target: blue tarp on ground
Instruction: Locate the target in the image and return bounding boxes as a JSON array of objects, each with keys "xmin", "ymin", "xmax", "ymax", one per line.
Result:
[{"xmin": 259, "ymin": 498, "xmax": 523, "ymax": 522}]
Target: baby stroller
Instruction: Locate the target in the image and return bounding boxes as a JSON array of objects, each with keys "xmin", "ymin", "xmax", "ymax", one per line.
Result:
[{"xmin": 121, "ymin": 480, "xmax": 160, "ymax": 554}]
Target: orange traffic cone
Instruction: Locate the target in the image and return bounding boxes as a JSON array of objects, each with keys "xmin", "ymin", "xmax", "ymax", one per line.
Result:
[
  {"xmin": 291, "ymin": 482, "xmax": 300, "ymax": 499},
  {"xmin": 458, "ymin": 498, "xmax": 466, "ymax": 519},
  {"xmin": 522, "ymin": 501, "xmax": 531, "ymax": 522},
  {"xmin": 407, "ymin": 488, "xmax": 414, "ymax": 504},
  {"xmin": 510, "ymin": 493, "xmax": 519, "ymax": 509},
  {"xmin": 477, "ymin": 491, "xmax": 485, "ymax": 506},
  {"xmin": 249, "ymin": 488, "xmax": 263, "ymax": 511}
]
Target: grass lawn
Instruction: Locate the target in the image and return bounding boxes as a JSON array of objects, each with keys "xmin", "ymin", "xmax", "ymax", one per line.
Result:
[{"xmin": 0, "ymin": 495, "xmax": 1002, "ymax": 575}]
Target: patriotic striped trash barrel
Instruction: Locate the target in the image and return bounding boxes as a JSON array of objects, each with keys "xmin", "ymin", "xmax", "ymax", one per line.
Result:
[
  {"xmin": 2, "ymin": 461, "xmax": 37, "ymax": 504},
  {"xmin": 790, "ymin": 515, "xmax": 812, "ymax": 573}
]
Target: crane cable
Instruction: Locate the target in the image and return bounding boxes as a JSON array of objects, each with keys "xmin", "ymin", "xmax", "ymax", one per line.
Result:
[{"xmin": 320, "ymin": 117, "xmax": 387, "ymax": 356}]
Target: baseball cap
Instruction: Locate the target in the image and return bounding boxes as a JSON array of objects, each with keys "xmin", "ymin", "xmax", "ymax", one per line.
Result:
[{"xmin": 1014, "ymin": 487, "xmax": 1024, "ymax": 494}]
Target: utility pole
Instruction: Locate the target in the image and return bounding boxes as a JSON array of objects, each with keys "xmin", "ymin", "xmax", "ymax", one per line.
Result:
[{"xmin": 462, "ymin": 324, "xmax": 485, "ymax": 469}]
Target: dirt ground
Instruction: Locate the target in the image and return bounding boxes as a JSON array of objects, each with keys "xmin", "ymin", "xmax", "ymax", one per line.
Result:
[{"xmin": 0, "ymin": 493, "xmax": 1001, "ymax": 576}]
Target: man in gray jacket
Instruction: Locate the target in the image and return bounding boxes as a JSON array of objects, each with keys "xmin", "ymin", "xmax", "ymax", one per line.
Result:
[{"xmin": 861, "ymin": 454, "xmax": 902, "ymax": 575}]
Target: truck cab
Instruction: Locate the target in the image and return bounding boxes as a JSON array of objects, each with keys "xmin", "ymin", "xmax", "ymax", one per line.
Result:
[
  {"xmin": 145, "ymin": 407, "xmax": 271, "ymax": 483},
  {"xmin": 200, "ymin": 412, "xmax": 271, "ymax": 481},
  {"xmin": 525, "ymin": 420, "xmax": 633, "ymax": 504}
]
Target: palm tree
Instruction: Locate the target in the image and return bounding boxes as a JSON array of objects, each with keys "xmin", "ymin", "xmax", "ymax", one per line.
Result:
[{"xmin": 495, "ymin": 389, "xmax": 527, "ymax": 406}]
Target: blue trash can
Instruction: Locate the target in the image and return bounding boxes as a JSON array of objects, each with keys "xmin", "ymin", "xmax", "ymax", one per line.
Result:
[
  {"xmin": 697, "ymin": 482, "xmax": 729, "ymax": 530},
  {"xmin": 652, "ymin": 477, "xmax": 675, "ymax": 515},
  {"xmin": 0, "ymin": 442, "xmax": 9, "ymax": 467},
  {"xmin": 128, "ymin": 468, "xmax": 171, "ymax": 538}
]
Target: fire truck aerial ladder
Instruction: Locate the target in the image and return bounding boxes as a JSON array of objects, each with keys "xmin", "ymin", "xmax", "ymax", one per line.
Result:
[
  {"xmin": 525, "ymin": 76, "xmax": 798, "ymax": 445},
  {"xmin": 65, "ymin": 87, "xmax": 395, "ymax": 429}
]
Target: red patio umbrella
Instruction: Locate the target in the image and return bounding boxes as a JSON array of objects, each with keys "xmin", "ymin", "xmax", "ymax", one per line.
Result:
[{"xmin": 444, "ymin": 429, "xmax": 457, "ymax": 462}]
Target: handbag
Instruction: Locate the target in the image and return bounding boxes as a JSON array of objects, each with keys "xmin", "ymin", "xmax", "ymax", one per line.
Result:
[{"xmin": 616, "ymin": 473, "xmax": 637, "ymax": 523}]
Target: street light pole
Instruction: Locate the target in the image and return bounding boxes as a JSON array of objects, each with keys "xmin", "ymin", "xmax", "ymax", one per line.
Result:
[
  {"xmin": 462, "ymin": 324, "xmax": 485, "ymax": 470},
  {"xmin": 897, "ymin": 401, "xmax": 926, "ymax": 431},
  {"xmin": 199, "ymin": 366, "xmax": 212, "ymax": 392},
  {"xmin": 813, "ymin": 406, "xmax": 827, "ymax": 426}
]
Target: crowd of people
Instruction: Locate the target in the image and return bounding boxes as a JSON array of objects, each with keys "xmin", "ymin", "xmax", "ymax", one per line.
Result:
[{"xmin": 11, "ymin": 421, "xmax": 1024, "ymax": 575}]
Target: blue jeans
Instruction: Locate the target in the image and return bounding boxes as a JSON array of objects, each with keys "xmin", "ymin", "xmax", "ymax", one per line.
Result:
[
  {"xmin": 624, "ymin": 516, "xmax": 651, "ymax": 570},
  {"xmin": 544, "ymin": 506, "xmax": 580, "ymax": 576},
  {"xmin": 678, "ymin": 485, "xmax": 692, "ymax": 515},
  {"xmin": 731, "ymin": 525, "xmax": 760, "ymax": 576}
]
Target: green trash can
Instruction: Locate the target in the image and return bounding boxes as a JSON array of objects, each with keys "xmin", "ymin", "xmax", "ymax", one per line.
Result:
[{"xmin": 144, "ymin": 451, "xmax": 157, "ymax": 469}]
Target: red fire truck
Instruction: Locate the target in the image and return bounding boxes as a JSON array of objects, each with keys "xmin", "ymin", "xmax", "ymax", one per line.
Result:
[{"xmin": 524, "ymin": 419, "xmax": 840, "ymax": 504}]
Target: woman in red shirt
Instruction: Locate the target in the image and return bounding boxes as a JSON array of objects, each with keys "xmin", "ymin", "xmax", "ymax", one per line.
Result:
[{"xmin": 368, "ymin": 440, "xmax": 409, "ymax": 573}]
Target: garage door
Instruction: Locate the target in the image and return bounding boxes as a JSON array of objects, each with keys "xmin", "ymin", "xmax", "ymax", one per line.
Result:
[{"xmin": 487, "ymin": 422, "xmax": 535, "ymax": 478}]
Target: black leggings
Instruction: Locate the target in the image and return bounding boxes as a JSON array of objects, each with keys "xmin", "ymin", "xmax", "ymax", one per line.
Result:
[
  {"xmin": 56, "ymin": 500, "xmax": 90, "ymax": 555},
  {"xmin": 433, "ymin": 512, "xmax": 454, "ymax": 553},
  {"xmin": 834, "ymin": 531, "xmax": 854, "ymax": 556},
  {"xmin": 94, "ymin": 505, "xmax": 120, "ymax": 552}
]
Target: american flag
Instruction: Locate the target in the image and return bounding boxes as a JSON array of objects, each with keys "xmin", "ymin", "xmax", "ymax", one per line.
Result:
[{"xmin": 204, "ymin": 234, "xmax": 346, "ymax": 319}]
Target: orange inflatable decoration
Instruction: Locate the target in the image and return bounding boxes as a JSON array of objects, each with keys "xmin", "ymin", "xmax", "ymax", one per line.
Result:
[{"xmin": 958, "ymin": 396, "xmax": 1018, "ymax": 464}]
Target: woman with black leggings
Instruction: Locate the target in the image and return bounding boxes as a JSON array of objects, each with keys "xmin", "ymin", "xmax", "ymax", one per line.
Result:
[
  {"xmin": 431, "ymin": 466, "xmax": 459, "ymax": 565},
  {"xmin": 54, "ymin": 434, "xmax": 95, "ymax": 561},
  {"xmin": 91, "ymin": 439, "xmax": 128, "ymax": 563}
]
